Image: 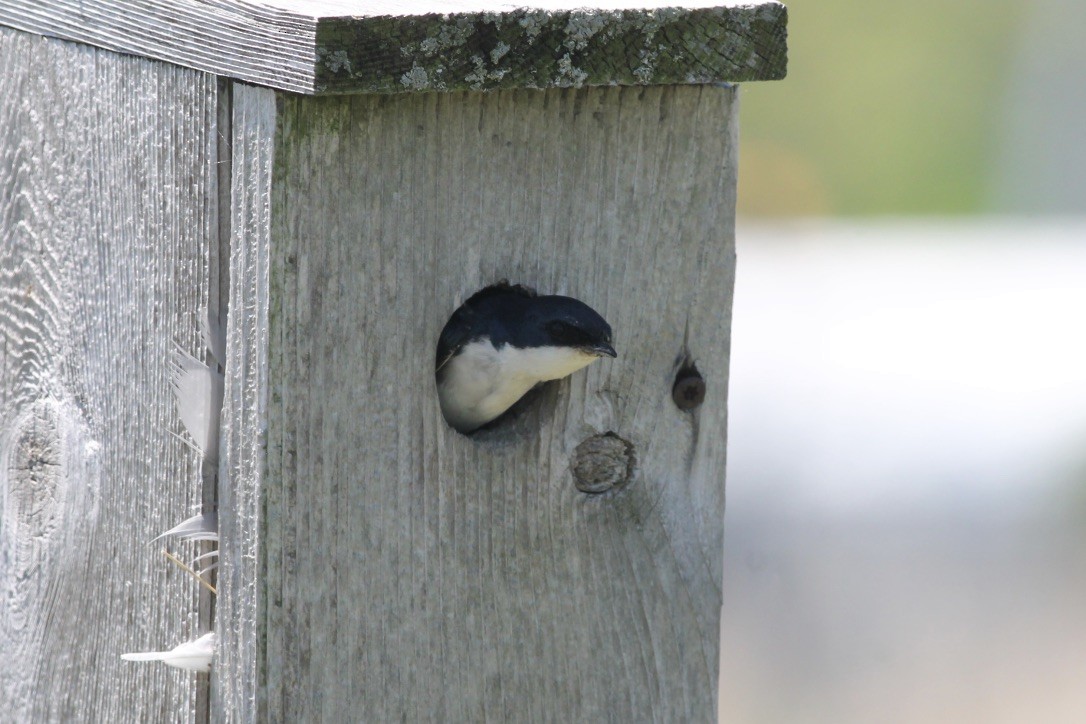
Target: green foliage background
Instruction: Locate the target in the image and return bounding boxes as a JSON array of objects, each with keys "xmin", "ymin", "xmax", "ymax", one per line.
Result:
[{"xmin": 737, "ymin": 0, "xmax": 1026, "ymax": 216}]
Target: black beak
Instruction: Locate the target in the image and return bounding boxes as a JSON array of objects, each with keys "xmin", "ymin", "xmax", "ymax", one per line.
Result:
[{"xmin": 592, "ymin": 341, "xmax": 617, "ymax": 358}]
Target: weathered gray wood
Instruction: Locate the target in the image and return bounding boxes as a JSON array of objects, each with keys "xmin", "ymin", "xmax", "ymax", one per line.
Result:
[
  {"xmin": 0, "ymin": 0, "xmax": 787, "ymax": 94},
  {"xmin": 213, "ymin": 83, "xmax": 276, "ymax": 723},
  {"xmin": 216, "ymin": 83, "xmax": 736, "ymax": 720},
  {"xmin": 0, "ymin": 27, "xmax": 219, "ymax": 721}
]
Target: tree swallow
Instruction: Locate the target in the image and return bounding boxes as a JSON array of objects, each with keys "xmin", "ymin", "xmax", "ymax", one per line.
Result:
[{"xmin": 436, "ymin": 282, "xmax": 617, "ymax": 434}]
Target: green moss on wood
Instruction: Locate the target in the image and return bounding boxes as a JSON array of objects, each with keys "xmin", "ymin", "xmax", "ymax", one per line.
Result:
[{"xmin": 314, "ymin": 5, "xmax": 787, "ymax": 94}]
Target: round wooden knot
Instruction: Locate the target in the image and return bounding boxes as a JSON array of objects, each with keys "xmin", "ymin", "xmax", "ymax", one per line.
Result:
[
  {"xmin": 672, "ymin": 364, "xmax": 706, "ymax": 411},
  {"xmin": 571, "ymin": 432, "xmax": 635, "ymax": 494},
  {"xmin": 5, "ymin": 400, "xmax": 65, "ymax": 537}
]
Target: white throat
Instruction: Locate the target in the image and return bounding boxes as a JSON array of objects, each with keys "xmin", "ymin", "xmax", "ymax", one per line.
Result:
[{"xmin": 438, "ymin": 341, "xmax": 598, "ymax": 432}]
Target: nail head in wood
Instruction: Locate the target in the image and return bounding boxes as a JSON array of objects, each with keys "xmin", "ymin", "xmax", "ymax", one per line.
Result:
[{"xmin": 672, "ymin": 364, "xmax": 706, "ymax": 411}]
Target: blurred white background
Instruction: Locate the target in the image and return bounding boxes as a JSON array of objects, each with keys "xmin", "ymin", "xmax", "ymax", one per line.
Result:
[
  {"xmin": 721, "ymin": 0, "xmax": 1086, "ymax": 718},
  {"xmin": 719, "ymin": 221, "xmax": 1086, "ymax": 722}
]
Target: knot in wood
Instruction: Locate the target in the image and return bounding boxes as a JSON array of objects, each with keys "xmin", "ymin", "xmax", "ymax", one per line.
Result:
[
  {"xmin": 571, "ymin": 432, "xmax": 635, "ymax": 494},
  {"xmin": 5, "ymin": 401, "xmax": 65, "ymax": 535}
]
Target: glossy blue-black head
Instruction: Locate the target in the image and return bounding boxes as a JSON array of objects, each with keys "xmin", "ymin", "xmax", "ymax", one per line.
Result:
[
  {"xmin": 436, "ymin": 282, "xmax": 616, "ymax": 379},
  {"xmin": 518, "ymin": 295, "xmax": 616, "ymax": 358}
]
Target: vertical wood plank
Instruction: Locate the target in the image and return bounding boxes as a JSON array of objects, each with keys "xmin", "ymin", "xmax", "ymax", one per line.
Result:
[
  {"xmin": 0, "ymin": 28, "xmax": 217, "ymax": 721},
  {"xmin": 246, "ymin": 84, "xmax": 736, "ymax": 721},
  {"xmin": 213, "ymin": 82, "xmax": 276, "ymax": 723}
]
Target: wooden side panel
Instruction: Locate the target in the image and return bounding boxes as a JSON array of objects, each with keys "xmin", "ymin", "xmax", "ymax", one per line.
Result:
[
  {"xmin": 0, "ymin": 28, "xmax": 217, "ymax": 721},
  {"xmin": 213, "ymin": 82, "xmax": 276, "ymax": 723},
  {"xmin": 256, "ymin": 85, "xmax": 737, "ymax": 721}
]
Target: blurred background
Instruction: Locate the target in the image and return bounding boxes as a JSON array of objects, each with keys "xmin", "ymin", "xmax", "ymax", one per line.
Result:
[{"xmin": 719, "ymin": 0, "xmax": 1086, "ymax": 721}]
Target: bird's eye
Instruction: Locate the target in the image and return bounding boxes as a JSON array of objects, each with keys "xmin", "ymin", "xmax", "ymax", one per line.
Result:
[{"xmin": 545, "ymin": 320, "xmax": 592, "ymax": 347}]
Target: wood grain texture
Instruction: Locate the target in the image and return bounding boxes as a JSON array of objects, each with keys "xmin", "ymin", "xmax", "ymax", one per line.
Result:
[
  {"xmin": 0, "ymin": 27, "xmax": 218, "ymax": 721},
  {"xmin": 213, "ymin": 82, "xmax": 276, "ymax": 723},
  {"xmin": 0, "ymin": 0, "xmax": 788, "ymax": 95},
  {"xmin": 229, "ymin": 84, "xmax": 738, "ymax": 721}
]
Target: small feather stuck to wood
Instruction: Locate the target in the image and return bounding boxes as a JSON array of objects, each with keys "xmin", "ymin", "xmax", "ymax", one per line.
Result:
[
  {"xmin": 155, "ymin": 512, "xmax": 219, "ymax": 580},
  {"xmin": 192, "ymin": 549, "xmax": 220, "ymax": 575},
  {"xmin": 152, "ymin": 511, "xmax": 218, "ymax": 543},
  {"xmin": 154, "ymin": 512, "xmax": 219, "ymax": 584},
  {"xmin": 121, "ymin": 632, "xmax": 216, "ymax": 673},
  {"xmin": 163, "ymin": 549, "xmax": 217, "ymax": 594},
  {"xmin": 122, "ymin": 316, "xmax": 225, "ymax": 683},
  {"xmin": 169, "ymin": 345, "xmax": 224, "ymax": 461},
  {"xmin": 200, "ymin": 309, "xmax": 226, "ymax": 369}
]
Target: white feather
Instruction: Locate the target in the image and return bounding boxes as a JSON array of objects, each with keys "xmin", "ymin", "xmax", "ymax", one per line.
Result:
[
  {"xmin": 200, "ymin": 310, "xmax": 226, "ymax": 368},
  {"xmin": 152, "ymin": 512, "xmax": 218, "ymax": 543},
  {"xmin": 153, "ymin": 512, "xmax": 219, "ymax": 574},
  {"xmin": 192, "ymin": 549, "xmax": 220, "ymax": 575},
  {"xmin": 169, "ymin": 346, "xmax": 223, "ymax": 460},
  {"xmin": 121, "ymin": 632, "xmax": 216, "ymax": 673}
]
